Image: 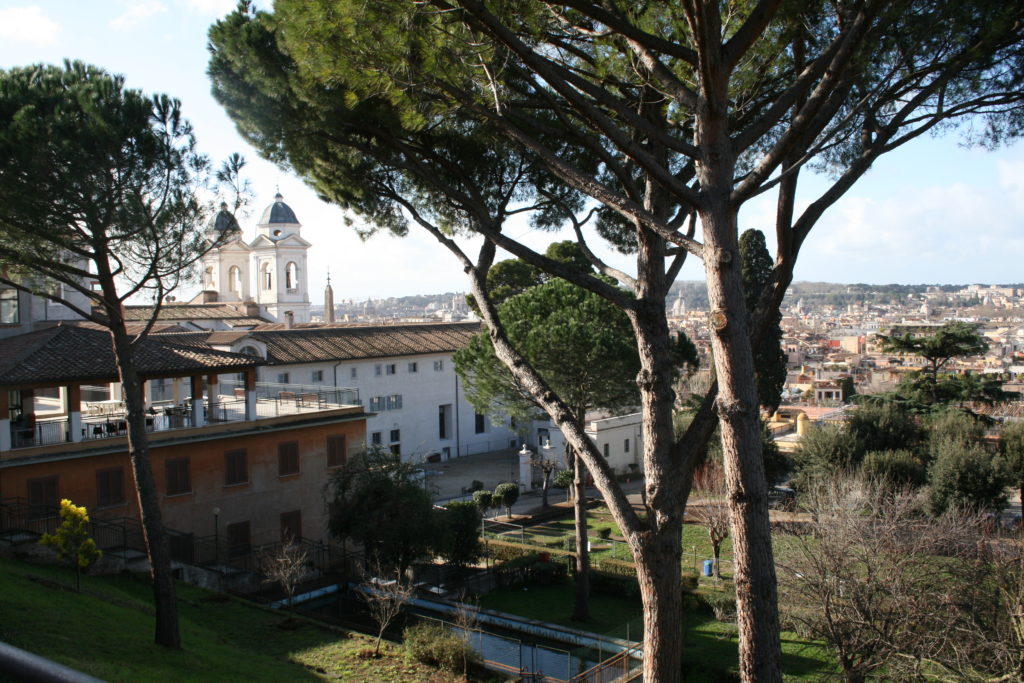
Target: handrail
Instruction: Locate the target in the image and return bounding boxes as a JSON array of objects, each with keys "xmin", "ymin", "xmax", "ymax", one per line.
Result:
[{"xmin": 0, "ymin": 640, "xmax": 104, "ymax": 683}]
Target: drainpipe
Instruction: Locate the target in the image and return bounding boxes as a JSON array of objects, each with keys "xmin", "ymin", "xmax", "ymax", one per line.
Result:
[{"xmin": 454, "ymin": 369, "xmax": 461, "ymax": 459}]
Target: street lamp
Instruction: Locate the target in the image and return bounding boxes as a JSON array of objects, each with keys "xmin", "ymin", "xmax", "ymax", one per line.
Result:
[{"xmin": 213, "ymin": 507, "xmax": 220, "ymax": 564}]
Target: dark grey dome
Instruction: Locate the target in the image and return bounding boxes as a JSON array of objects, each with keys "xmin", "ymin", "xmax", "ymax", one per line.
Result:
[
  {"xmin": 259, "ymin": 192, "xmax": 299, "ymax": 225},
  {"xmin": 210, "ymin": 202, "xmax": 241, "ymax": 233}
]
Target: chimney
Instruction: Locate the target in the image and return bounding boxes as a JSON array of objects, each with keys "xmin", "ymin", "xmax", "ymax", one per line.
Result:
[{"xmin": 284, "ymin": 311, "xmax": 294, "ymax": 329}]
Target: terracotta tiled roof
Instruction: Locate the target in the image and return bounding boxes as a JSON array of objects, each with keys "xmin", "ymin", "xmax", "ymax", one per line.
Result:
[
  {"xmin": 0, "ymin": 324, "xmax": 264, "ymax": 387},
  {"xmin": 154, "ymin": 321, "xmax": 481, "ymax": 365},
  {"xmin": 248, "ymin": 322, "xmax": 481, "ymax": 364},
  {"xmin": 121, "ymin": 303, "xmax": 270, "ymax": 323}
]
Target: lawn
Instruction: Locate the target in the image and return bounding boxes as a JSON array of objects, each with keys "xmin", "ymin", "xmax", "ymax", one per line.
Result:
[
  {"xmin": 493, "ymin": 505, "xmax": 737, "ymax": 569},
  {"xmin": 0, "ymin": 556, "xmax": 460, "ymax": 682},
  {"xmin": 478, "ymin": 582, "xmax": 832, "ymax": 682}
]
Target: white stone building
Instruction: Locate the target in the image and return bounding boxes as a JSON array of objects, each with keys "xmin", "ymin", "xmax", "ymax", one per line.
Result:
[{"xmin": 200, "ymin": 194, "xmax": 312, "ymax": 324}]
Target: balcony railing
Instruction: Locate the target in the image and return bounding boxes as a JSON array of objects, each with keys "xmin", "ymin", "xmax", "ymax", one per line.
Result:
[{"xmin": 6, "ymin": 383, "xmax": 361, "ymax": 452}]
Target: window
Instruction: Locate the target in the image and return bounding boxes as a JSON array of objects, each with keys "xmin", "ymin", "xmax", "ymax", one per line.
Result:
[
  {"xmin": 224, "ymin": 449, "xmax": 248, "ymax": 486},
  {"xmin": 260, "ymin": 262, "xmax": 272, "ymax": 290},
  {"xmin": 374, "ymin": 364, "xmax": 382, "ymax": 376},
  {"xmin": 278, "ymin": 441, "xmax": 299, "ymax": 476},
  {"xmin": 280, "ymin": 510, "xmax": 302, "ymax": 542},
  {"xmin": 433, "ymin": 359, "xmax": 444, "ymax": 372},
  {"xmin": 475, "ymin": 412, "xmax": 486, "ymax": 434},
  {"xmin": 327, "ymin": 435, "xmax": 347, "ymax": 467},
  {"xmin": 204, "ymin": 266, "xmax": 215, "ymax": 288},
  {"xmin": 311, "ymin": 370, "xmax": 323, "ymax": 383},
  {"xmin": 390, "ymin": 444, "xmax": 401, "ymax": 456},
  {"xmin": 624, "ymin": 438, "xmax": 630, "ymax": 453},
  {"xmin": 226, "ymin": 521, "xmax": 250, "ymax": 558},
  {"xmin": 228, "ymin": 265, "xmax": 241, "ymax": 292},
  {"xmin": 277, "ymin": 372, "xmax": 290, "ymax": 384},
  {"xmin": 386, "ymin": 394, "xmax": 402, "ymax": 410},
  {"xmin": 285, "ymin": 262, "xmax": 298, "ymax": 290},
  {"xmin": 369, "ymin": 396, "xmax": 384, "ymax": 411},
  {"xmin": 389, "ymin": 429, "xmax": 401, "ymax": 442},
  {"xmin": 27, "ymin": 475, "xmax": 58, "ymax": 518},
  {"xmin": 96, "ymin": 467, "xmax": 125, "ymax": 508},
  {"xmin": 371, "ymin": 432, "xmax": 382, "ymax": 445},
  {"xmin": 239, "ymin": 345, "xmax": 261, "ymax": 358},
  {"xmin": 350, "ymin": 367, "xmax": 358, "ymax": 379},
  {"xmin": 385, "ymin": 363, "xmax": 397, "ymax": 375},
  {"xmin": 0, "ymin": 289, "xmax": 18, "ymax": 324},
  {"xmin": 165, "ymin": 458, "xmax": 191, "ymax": 495},
  {"xmin": 438, "ymin": 404, "xmax": 451, "ymax": 439},
  {"xmin": 408, "ymin": 362, "xmax": 418, "ymax": 373},
  {"xmin": 603, "ymin": 443, "xmax": 610, "ymax": 458}
]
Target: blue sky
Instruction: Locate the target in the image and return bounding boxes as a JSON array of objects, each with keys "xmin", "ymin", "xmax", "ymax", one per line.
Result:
[{"xmin": 2, "ymin": 1, "xmax": 1023, "ymax": 301}]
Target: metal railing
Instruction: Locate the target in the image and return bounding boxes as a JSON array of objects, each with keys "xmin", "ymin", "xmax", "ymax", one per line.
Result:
[
  {"xmin": 0, "ymin": 497, "xmax": 354, "ymax": 582},
  {"xmin": 218, "ymin": 378, "xmax": 359, "ymax": 408},
  {"xmin": 571, "ymin": 643, "xmax": 643, "ymax": 683},
  {"xmin": 6, "ymin": 387, "xmax": 363, "ymax": 452}
]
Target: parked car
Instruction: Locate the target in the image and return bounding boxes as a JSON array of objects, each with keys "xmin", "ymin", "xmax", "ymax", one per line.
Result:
[{"xmin": 768, "ymin": 486, "xmax": 796, "ymax": 511}]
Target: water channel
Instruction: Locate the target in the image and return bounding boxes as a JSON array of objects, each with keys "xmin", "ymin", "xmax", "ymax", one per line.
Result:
[{"xmin": 297, "ymin": 588, "xmax": 629, "ymax": 682}]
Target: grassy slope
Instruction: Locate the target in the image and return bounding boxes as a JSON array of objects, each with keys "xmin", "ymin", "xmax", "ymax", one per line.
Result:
[{"xmin": 0, "ymin": 557, "xmax": 456, "ymax": 682}]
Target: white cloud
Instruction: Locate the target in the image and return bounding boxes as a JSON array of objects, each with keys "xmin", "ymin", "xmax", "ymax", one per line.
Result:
[
  {"xmin": 183, "ymin": 0, "xmax": 238, "ymax": 15},
  {"xmin": 109, "ymin": 1, "xmax": 167, "ymax": 30},
  {"xmin": 799, "ymin": 179, "xmax": 1024, "ymax": 284},
  {"xmin": 0, "ymin": 6, "xmax": 60, "ymax": 45}
]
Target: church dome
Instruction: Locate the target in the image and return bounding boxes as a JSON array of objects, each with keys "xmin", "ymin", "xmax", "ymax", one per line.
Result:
[
  {"xmin": 259, "ymin": 192, "xmax": 299, "ymax": 225},
  {"xmin": 209, "ymin": 202, "xmax": 240, "ymax": 233}
]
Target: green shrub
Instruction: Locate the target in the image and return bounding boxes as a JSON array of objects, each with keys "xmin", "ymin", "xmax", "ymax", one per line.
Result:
[
  {"xmin": 699, "ymin": 589, "xmax": 737, "ymax": 622},
  {"xmin": 862, "ymin": 449, "xmax": 926, "ymax": 489},
  {"xmin": 403, "ymin": 622, "xmax": 477, "ymax": 672},
  {"xmin": 593, "ymin": 558, "xmax": 637, "ymax": 577},
  {"xmin": 530, "ymin": 559, "xmax": 567, "ymax": 585},
  {"xmin": 681, "ymin": 591, "xmax": 703, "ymax": 612},
  {"xmin": 589, "ymin": 570, "xmax": 641, "ymax": 600},
  {"xmin": 597, "ymin": 526, "xmax": 612, "ymax": 540},
  {"xmin": 468, "ymin": 480, "xmax": 484, "ymax": 493}
]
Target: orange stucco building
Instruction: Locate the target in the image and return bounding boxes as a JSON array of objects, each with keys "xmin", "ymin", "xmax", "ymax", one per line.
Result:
[{"xmin": 0, "ymin": 324, "xmax": 368, "ymax": 557}]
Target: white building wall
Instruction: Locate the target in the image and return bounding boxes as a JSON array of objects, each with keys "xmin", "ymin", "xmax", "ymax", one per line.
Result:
[
  {"xmin": 254, "ymin": 352, "xmax": 516, "ymax": 462},
  {"xmin": 531, "ymin": 411, "xmax": 644, "ymax": 476}
]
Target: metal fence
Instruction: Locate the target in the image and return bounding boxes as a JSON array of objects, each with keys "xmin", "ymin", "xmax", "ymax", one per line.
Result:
[
  {"xmin": 218, "ymin": 378, "xmax": 359, "ymax": 408},
  {"xmin": 570, "ymin": 643, "xmax": 643, "ymax": 683},
  {"xmin": 417, "ymin": 613, "xmax": 580, "ymax": 682}
]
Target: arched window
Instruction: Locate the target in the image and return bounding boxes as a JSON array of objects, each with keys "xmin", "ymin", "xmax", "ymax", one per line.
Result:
[
  {"xmin": 204, "ymin": 266, "xmax": 215, "ymax": 289},
  {"xmin": 286, "ymin": 262, "xmax": 298, "ymax": 290},
  {"xmin": 239, "ymin": 345, "xmax": 262, "ymax": 358},
  {"xmin": 228, "ymin": 266, "xmax": 241, "ymax": 293},
  {"xmin": 260, "ymin": 263, "xmax": 272, "ymax": 290}
]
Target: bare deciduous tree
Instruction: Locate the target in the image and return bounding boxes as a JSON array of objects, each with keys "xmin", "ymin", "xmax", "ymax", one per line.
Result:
[
  {"xmin": 360, "ymin": 567, "xmax": 415, "ymax": 658},
  {"xmin": 779, "ymin": 476, "xmax": 1022, "ymax": 682},
  {"xmin": 260, "ymin": 540, "xmax": 308, "ymax": 613},
  {"xmin": 690, "ymin": 464, "xmax": 730, "ymax": 580}
]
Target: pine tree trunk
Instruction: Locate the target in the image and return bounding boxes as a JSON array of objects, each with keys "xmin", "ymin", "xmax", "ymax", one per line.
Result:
[
  {"xmin": 570, "ymin": 448, "xmax": 590, "ymax": 621},
  {"xmin": 701, "ymin": 198, "xmax": 781, "ymax": 681},
  {"xmin": 109, "ymin": 326, "xmax": 181, "ymax": 649},
  {"xmin": 634, "ymin": 526, "xmax": 684, "ymax": 680}
]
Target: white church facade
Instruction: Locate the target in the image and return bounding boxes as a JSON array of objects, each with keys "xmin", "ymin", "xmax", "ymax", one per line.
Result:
[
  {"xmin": 188, "ymin": 193, "xmax": 518, "ymax": 465},
  {"xmin": 201, "ymin": 193, "xmax": 312, "ymax": 325}
]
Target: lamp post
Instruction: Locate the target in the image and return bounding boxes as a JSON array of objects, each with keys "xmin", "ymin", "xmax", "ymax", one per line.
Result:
[{"xmin": 213, "ymin": 507, "xmax": 220, "ymax": 564}]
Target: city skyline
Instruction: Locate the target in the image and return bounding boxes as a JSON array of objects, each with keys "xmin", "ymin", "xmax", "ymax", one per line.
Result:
[{"xmin": 2, "ymin": 1, "xmax": 1023, "ymax": 302}]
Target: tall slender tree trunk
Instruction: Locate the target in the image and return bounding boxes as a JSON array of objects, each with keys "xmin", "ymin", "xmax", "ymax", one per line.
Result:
[
  {"xmin": 570, "ymin": 447, "xmax": 590, "ymax": 621},
  {"xmin": 626, "ymin": 224, "xmax": 688, "ymax": 682},
  {"xmin": 99, "ymin": 273, "xmax": 181, "ymax": 649},
  {"xmin": 701, "ymin": 200, "xmax": 782, "ymax": 680},
  {"xmin": 694, "ymin": 37, "xmax": 783, "ymax": 676}
]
